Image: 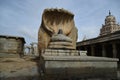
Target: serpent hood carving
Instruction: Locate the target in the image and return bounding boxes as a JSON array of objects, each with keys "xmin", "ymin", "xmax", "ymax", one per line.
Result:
[{"xmin": 38, "ymin": 8, "xmax": 78, "ymax": 52}]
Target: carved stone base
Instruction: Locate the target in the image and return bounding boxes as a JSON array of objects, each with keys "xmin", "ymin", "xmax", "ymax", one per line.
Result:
[
  {"xmin": 40, "ymin": 49, "xmax": 118, "ymax": 80},
  {"xmin": 42, "ymin": 49, "xmax": 81, "ymax": 56},
  {"xmin": 41, "ymin": 55, "xmax": 119, "ymax": 80}
]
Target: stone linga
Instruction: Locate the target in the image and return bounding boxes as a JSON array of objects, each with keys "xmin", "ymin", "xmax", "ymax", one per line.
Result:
[
  {"xmin": 38, "ymin": 8, "xmax": 78, "ymax": 53},
  {"xmin": 48, "ymin": 29, "xmax": 74, "ymax": 49}
]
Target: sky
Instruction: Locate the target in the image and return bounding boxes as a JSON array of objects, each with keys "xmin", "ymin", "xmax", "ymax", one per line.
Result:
[{"xmin": 0, "ymin": 0, "xmax": 120, "ymax": 45}]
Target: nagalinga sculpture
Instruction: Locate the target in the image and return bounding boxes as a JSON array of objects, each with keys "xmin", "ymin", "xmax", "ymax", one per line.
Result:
[{"xmin": 38, "ymin": 8, "xmax": 78, "ymax": 53}]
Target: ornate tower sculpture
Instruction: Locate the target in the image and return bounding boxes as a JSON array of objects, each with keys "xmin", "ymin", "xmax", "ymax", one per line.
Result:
[
  {"xmin": 100, "ymin": 11, "xmax": 120, "ymax": 36},
  {"xmin": 38, "ymin": 8, "xmax": 78, "ymax": 53}
]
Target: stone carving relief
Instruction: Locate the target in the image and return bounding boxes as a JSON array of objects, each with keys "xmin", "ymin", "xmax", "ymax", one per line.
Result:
[{"xmin": 38, "ymin": 8, "xmax": 78, "ymax": 53}]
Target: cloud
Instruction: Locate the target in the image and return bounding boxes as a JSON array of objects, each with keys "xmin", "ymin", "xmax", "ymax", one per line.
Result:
[
  {"xmin": 18, "ymin": 27, "xmax": 37, "ymax": 42},
  {"xmin": 0, "ymin": 0, "xmax": 120, "ymax": 44},
  {"xmin": 77, "ymin": 24, "xmax": 101, "ymax": 41}
]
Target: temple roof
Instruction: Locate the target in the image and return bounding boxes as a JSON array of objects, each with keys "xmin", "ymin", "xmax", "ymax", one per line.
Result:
[
  {"xmin": 105, "ymin": 10, "xmax": 116, "ymax": 21},
  {"xmin": 0, "ymin": 35, "xmax": 25, "ymax": 43}
]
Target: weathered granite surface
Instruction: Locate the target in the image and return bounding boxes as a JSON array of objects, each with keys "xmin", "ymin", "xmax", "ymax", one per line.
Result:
[
  {"xmin": 0, "ymin": 57, "xmax": 40, "ymax": 80},
  {"xmin": 0, "ymin": 35, "xmax": 25, "ymax": 57},
  {"xmin": 48, "ymin": 29, "xmax": 75, "ymax": 49},
  {"xmin": 38, "ymin": 8, "xmax": 78, "ymax": 52},
  {"xmin": 0, "ymin": 56, "xmax": 119, "ymax": 80},
  {"xmin": 38, "ymin": 8, "xmax": 119, "ymax": 80},
  {"xmin": 41, "ymin": 55, "xmax": 119, "ymax": 80},
  {"xmin": 43, "ymin": 49, "xmax": 80, "ymax": 56}
]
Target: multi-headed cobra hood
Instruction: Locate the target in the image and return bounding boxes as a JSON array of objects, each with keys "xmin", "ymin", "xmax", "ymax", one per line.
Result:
[
  {"xmin": 38, "ymin": 8, "xmax": 78, "ymax": 50},
  {"xmin": 41, "ymin": 8, "xmax": 75, "ymax": 35}
]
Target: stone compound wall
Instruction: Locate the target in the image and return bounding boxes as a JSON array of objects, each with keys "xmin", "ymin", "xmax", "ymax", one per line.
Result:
[
  {"xmin": 0, "ymin": 35, "xmax": 25, "ymax": 57},
  {"xmin": 0, "ymin": 35, "xmax": 40, "ymax": 80}
]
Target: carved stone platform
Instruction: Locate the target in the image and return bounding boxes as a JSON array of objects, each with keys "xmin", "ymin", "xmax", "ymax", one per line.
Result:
[
  {"xmin": 43, "ymin": 49, "xmax": 80, "ymax": 56},
  {"xmin": 40, "ymin": 49, "xmax": 119, "ymax": 80}
]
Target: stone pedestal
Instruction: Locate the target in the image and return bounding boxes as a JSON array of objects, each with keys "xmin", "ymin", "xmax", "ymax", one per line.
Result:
[
  {"xmin": 43, "ymin": 49, "xmax": 79, "ymax": 56},
  {"xmin": 40, "ymin": 49, "xmax": 119, "ymax": 80},
  {"xmin": 42, "ymin": 49, "xmax": 87, "ymax": 56}
]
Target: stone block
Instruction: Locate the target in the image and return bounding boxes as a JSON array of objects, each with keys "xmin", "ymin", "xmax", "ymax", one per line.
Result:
[
  {"xmin": 42, "ymin": 56, "xmax": 119, "ymax": 79},
  {"xmin": 43, "ymin": 49, "xmax": 81, "ymax": 56},
  {"xmin": 80, "ymin": 51, "xmax": 87, "ymax": 56},
  {"xmin": 0, "ymin": 35, "xmax": 25, "ymax": 57}
]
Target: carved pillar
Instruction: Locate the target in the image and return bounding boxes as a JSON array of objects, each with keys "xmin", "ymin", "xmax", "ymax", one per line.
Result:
[
  {"xmin": 28, "ymin": 48, "xmax": 31, "ymax": 54},
  {"xmin": 102, "ymin": 44, "xmax": 106, "ymax": 57},
  {"xmin": 91, "ymin": 45, "xmax": 95, "ymax": 56},
  {"xmin": 112, "ymin": 43, "xmax": 117, "ymax": 58}
]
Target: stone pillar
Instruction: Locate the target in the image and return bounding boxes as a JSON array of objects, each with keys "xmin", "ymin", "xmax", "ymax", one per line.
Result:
[
  {"xmin": 102, "ymin": 44, "xmax": 106, "ymax": 57},
  {"xmin": 28, "ymin": 48, "xmax": 31, "ymax": 54},
  {"xmin": 112, "ymin": 43, "xmax": 117, "ymax": 58},
  {"xmin": 91, "ymin": 45, "xmax": 95, "ymax": 56},
  {"xmin": 84, "ymin": 47, "xmax": 87, "ymax": 51}
]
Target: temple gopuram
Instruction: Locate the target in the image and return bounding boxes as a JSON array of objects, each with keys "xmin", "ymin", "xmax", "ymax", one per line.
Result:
[{"xmin": 77, "ymin": 11, "xmax": 120, "ymax": 61}]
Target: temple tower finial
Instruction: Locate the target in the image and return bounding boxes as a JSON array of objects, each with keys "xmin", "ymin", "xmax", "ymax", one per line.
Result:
[{"xmin": 109, "ymin": 10, "xmax": 111, "ymax": 15}]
